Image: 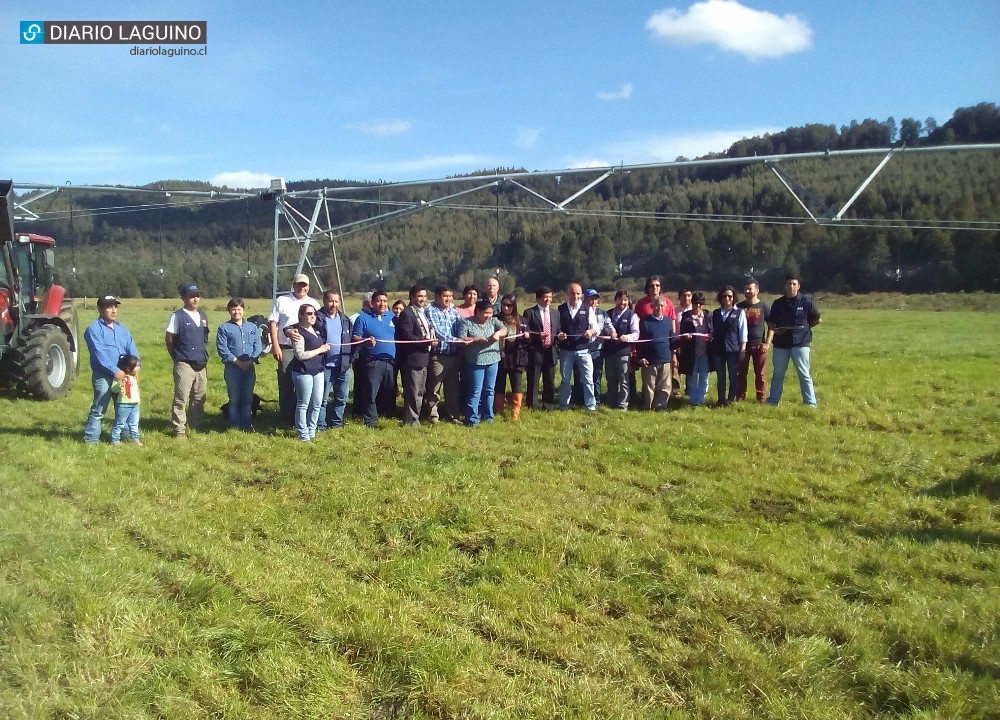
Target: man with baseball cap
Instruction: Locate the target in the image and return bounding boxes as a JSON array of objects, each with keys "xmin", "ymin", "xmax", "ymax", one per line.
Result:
[
  {"xmin": 165, "ymin": 284, "xmax": 209, "ymax": 438},
  {"xmin": 268, "ymin": 273, "xmax": 320, "ymax": 425},
  {"xmin": 83, "ymin": 295, "xmax": 140, "ymax": 444}
]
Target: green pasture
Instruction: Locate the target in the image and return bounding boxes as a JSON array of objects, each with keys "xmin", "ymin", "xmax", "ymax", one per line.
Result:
[{"xmin": 1, "ymin": 298, "xmax": 998, "ymax": 719}]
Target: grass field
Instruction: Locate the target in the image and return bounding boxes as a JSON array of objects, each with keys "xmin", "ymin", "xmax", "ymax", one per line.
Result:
[{"xmin": 1, "ymin": 297, "xmax": 998, "ymax": 719}]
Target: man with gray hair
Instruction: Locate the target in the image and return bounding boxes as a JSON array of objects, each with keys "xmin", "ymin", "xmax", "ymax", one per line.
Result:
[
  {"xmin": 556, "ymin": 282, "xmax": 598, "ymax": 411},
  {"xmin": 637, "ymin": 295, "xmax": 673, "ymax": 411}
]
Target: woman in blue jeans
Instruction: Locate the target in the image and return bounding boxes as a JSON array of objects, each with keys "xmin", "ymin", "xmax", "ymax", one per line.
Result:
[
  {"xmin": 458, "ymin": 299, "xmax": 507, "ymax": 426},
  {"xmin": 288, "ymin": 304, "xmax": 329, "ymax": 441},
  {"xmin": 677, "ymin": 292, "xmax": 712, "ymax": 406},
  {"xmin": 216, "ymin": 297, "xmax": 263, "ymax": 430},
  {"xmin": 709, "ymin": 286, "xmax": 747, "ymax": 407}
]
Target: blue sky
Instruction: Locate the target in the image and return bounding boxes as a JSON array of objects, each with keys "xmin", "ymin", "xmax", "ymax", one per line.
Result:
[{"xmin": 4, "ymin": 0, "xmax": 998, "ymax": 188}]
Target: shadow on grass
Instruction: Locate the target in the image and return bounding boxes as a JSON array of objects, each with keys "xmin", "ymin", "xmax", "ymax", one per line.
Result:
[
  {"xmin": 838, "ymin": 453, "xmax": 1000, "ymax": 548},
  {"xmin": 923, "ymin": 452, "xmax": 1000, "ymax": 500},
  {"xmin": 847, "ymin": 524, "xmax": 1000, "ymax": 548}
]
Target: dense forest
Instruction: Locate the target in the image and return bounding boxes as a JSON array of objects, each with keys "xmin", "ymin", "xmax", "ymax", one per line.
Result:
[{"xmin": 16, "ymin": 102, "xmax": 1000, "ymax": 298}]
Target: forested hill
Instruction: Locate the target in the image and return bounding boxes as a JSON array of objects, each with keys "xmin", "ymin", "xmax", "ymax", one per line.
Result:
[{"xmin": 20, "ymin": 102, "xmax": 1000, "ymax": 298}]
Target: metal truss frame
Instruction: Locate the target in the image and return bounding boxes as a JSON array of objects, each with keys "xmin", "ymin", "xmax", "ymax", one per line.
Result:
[
  {"xmin": 271, "ymin": 143, "xmax": 1000, "ymax": 297},
  {"xmin": 11, "ymin": 143, "xmax": 1000, "ymax": 297}
]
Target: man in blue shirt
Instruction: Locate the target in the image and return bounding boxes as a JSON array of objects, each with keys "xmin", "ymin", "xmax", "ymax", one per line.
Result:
[
  {"xmin": 351, "ymin": 290, "xmax": 396, "ymax": 428},
  {"xmin": 82, "ymin": 295, "xmax": 140, "ymax": 444}
]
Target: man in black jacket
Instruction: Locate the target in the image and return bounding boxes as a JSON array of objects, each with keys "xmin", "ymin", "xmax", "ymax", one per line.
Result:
[
  {"xmin": 766, "ymin": 274, "xmax": 822, "ymax": 408},
  {"xmin": 394, "ymin": 284, "xmax": 437, "ymax": 426},
  {"xmin": 522, "ymin": 286, "xmax": 560, "ymax": 410}
]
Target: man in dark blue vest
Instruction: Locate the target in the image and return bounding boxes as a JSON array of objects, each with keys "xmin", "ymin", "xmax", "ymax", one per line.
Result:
[
  {"xmin": 165, "ymin": 284, "xmax": 210, "ymax": 438},
  {"xmin": 556, "ymin": 282, "xmax": 598, "ymax": 411},
  {"xmin": 602, "ymin": 290, "xmax": 639, "ymax": 410}
]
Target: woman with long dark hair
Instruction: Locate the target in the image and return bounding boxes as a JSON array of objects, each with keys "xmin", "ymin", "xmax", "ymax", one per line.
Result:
[
  {"xmin": 494, "ymin": 293, "xmax": 530, "ymax": 420},
  {"xmin": 288, "ymin": 304, "xmax": 330, "ymax": 440},
  {"xmin": 677, "ymin": 291, "xmax": 712, "ymax": 406},
  {"xmin": 709, "ymin": 285, "xmax": 747, "ymax": 406}
]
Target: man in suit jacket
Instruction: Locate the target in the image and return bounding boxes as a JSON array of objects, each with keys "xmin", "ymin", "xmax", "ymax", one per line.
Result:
[
  {"xmin": 394, "ymin": 284, "xmax": 437, "ymax": 426},
  {"xmin": 522, "ymin": 285, "xmax": 560, "ymax": 410}
]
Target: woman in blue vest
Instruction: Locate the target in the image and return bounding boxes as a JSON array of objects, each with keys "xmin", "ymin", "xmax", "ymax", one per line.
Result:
[
  {"xmin": 709, "ymin": 286, "xmax": 747, "ymax": 406},
  {"xmin": 288, "ymin": 304, "xmax": 330, "ymax": 441}
]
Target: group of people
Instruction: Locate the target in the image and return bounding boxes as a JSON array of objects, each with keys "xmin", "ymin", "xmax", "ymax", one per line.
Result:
[{"xmin": 81, "ymin": 272, "xmax": 821, "ymax": 444}]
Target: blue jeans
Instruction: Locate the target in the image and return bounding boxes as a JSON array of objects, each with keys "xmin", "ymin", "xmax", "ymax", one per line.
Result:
[
  {"xmin": 688, "ymin": 353, "xmax": 710, "ymax": 405},
  {"xmin": 319, "ymin": 363, "xmax": 352, "ymax": 429},
  {"xmin": 559, "ymin": 349, "xmax": 595, "ymax": 410},
  {"xmin": 573, "ymin": 350, "xmax": 604, "ymax": 406},
  {"xmin": 224, "ymin": 363, "xmax": 256, "ymax": 429},
  {"xmin": 111, "ymin": 403, "xmax": 140, "ymax": 442},
  {"xmin": 767, "ymin": 346, "xmax": 817, "ymax": 407},
  {"xmin": 464, "ymin": 362, "xmax": 498, "ymax": 426},
  {"xmin": 292, "ymin": 370, "xmax": 324, "ymax": 440},
  {"xmin": 83, "ymin": 371, "xmax": 115, "ymax": 443}
]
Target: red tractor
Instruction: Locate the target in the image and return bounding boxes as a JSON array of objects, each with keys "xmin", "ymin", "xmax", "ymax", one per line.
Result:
[{"xmin": 0, "ymin": 180, "xmax": 78, "ymax": 399}]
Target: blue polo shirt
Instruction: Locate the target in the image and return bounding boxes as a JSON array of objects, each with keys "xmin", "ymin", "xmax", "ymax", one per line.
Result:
[{"xmin": 353, "ymin": 309, "xmax": 396, "ymax": 362}]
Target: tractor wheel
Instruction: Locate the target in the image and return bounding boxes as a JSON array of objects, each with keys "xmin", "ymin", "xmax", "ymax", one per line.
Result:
[
  {"xmin": 247, "ymin": 314, "xmax": 272, "ymax": 355},
  {"xmin": 59, "ymin": 298, "xmax": 80, "ymax": 378},
  {"xmin": 13, "ymin": 325, "xmax": 74, "ymax": 400}
]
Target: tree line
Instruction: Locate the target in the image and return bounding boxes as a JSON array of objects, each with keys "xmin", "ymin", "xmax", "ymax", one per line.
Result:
[{"xmin": 19, "ymin": 103, "xmax": 1000, "ymax": 298}]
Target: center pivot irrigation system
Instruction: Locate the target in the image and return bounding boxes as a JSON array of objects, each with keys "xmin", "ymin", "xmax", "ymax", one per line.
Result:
[{"xmin": 13, "ymin": 143, "xmax": 1000, "ymax": 300}]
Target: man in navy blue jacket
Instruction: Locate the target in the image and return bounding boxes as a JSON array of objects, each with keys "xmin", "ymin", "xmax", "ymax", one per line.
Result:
[{"xmin": 766, "ymin": 274, "xmax": 822, "ymax": 407}]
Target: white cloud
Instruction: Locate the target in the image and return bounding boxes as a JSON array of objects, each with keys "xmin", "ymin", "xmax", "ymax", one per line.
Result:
[
  {"xmin": 209, "ymin": 171, "xmax": 273, "ymax": 190},
  {"xmin": 597, "ymin": 83, "xmax": 634, "ymax": 101},
  {"xmin": 568, "ymin": 127, "xmax": 778, "ymax": 167},
  {"xmin": 646, "ymin": 0, "xmax": 812, "ymax": 60},
  {"xmin": 353, "ymin": 119, "xmax": 411, "ymax": 137},
  {"xmin": 567, "ymin": 158, "xmax": 613, "ymax": 170},
  {"xmin": 515, "ymin": 127, "xmax": 543, "ymax": 149}
]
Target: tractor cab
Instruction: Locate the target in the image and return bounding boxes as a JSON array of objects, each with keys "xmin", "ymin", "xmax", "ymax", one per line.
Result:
[{"xmin": 9, "ymin": 232, "xmax": 57, "ymax": 317}]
